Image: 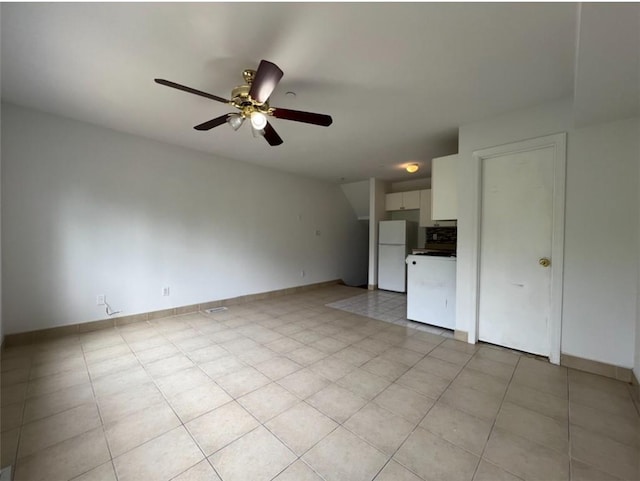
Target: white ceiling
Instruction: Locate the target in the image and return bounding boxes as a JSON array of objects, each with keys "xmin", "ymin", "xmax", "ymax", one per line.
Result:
[{"xmin": 1, "ymin": 3, "xmax": 579, "ymax": 183}]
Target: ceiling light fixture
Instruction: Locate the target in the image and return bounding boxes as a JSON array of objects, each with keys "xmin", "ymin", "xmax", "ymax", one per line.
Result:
[
  {"xmin": 250, "ymin": 111, "xmax": 267, "ymax": 130},
  {"xmin": 227, "ymin": 114, "xmax": 245, "ymax": 131},
  {"xmin": 406, "ymin": 163, "xmax": 419, "ymax": 173},
  {"xmin": 251, "ymin": 125, "xmax": 265, "ymax": 138}
]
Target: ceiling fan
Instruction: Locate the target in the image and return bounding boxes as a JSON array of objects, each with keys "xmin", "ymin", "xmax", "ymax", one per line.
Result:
[{"xmin": 155, "ymin": 60, "xmax": 333, "ymax": 146}]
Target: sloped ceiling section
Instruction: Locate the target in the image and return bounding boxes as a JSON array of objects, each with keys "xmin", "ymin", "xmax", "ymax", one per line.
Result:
[
  {"xmin": 341, "ymin": 180, "xmax": 370, "ymax": 220},
  {"xmin": 0, "ymin": 3, "xmax": 578, "ymax": 183},
  {"xmin": 573, "ymin": 3, "xmax": 640, "ymax": 127}
]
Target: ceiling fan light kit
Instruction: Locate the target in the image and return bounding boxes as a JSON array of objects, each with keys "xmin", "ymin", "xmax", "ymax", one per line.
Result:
[
  {"xmin": 155, "ymin": 60, "xmax": 333, "ymax": 146},
  {"xmin": 250, "ymin": 111, "xmax": 267, "ymax": 130},
  {"xmin": 227, "ymin": 114, "xmax": 244, "ymax": 131},
  {"xmin": 251, "ymin": 125, "xmax": 265, "ymax": 138}
]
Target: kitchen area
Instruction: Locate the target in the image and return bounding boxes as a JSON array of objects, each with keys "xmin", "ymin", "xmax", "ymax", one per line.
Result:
[
  {"xmin": 335, "ymin": 153, "xmax": 459, "ymax": 337},
  {"xmin": 380, "ymin": 153, "xmax": 458, "ymax": 335}
]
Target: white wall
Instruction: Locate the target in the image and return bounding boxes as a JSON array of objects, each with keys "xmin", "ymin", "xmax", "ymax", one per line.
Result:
[
  {"xmin": 390, "ymin": 177, "xmax": 431, "ymax": 192},
  {"xmin": 1, "ymin": 103, "xmax": 367, "ymax": 334},
  {"xmin": 636, "ymin": 121, "xmax": 640, "ymax": 380},
  {"xmin": 0, "ymin": 98, "xmax": 2, "ymax": 345},
  {"xmin": 368, "ymin": 178, "xmax": 387, "ymax": 287},
  {"xmin": 561, "ymin": 117, "xmax": 638, "ymax": 367},
  {"xmin": 456, "ymin": 99, "xmax": 639, "ymax": 368},
  {"xmin": 0, "ymin": 8, "xmax": 3, "ymax": 345}
]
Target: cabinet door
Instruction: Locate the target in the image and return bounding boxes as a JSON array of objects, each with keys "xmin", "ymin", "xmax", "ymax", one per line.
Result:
[
  {"xmin": 419, "ymin": 189, "xmax": 433, "ymax": 227},
  {"xmin": 402, "ymin": 190, "xmax": 420, "ymax": 210},
  {"xmin": 432, "ymin": 154, "xmax": 458, "ymax": 220},
  {"xmin": 385, "ymin": 192, "xmax": 403, "ymax": 211}
]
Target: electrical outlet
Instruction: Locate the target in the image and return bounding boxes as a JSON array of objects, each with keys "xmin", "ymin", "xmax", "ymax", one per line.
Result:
[
  {"xmin": 301, "ymin": 270, "xmax": 305, "ymax": 277},
  {"xmin": 162, "ymin": 287, "xmax": 170, "ymax": 296},
  {"xmin": 315, "ymin": 230, "xmax": 321, "ymax": 236},
  {"xmin": 96, "ymin": 294, "xmax": 106, "ymax": 306}
]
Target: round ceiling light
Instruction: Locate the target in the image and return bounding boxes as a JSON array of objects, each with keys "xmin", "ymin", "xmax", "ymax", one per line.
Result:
[{"xmin": 406, "ymin": 163, "xmax": 419, "ymax": 173}]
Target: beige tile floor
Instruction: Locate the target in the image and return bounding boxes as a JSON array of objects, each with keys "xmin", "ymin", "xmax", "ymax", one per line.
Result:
[
  {"xmin": 1, "ymin": 285, "xmax": 638, "ymax": 481},
  {"xmin": 327, "ymin": 290, "xmax": 454, "ymax": 337}
]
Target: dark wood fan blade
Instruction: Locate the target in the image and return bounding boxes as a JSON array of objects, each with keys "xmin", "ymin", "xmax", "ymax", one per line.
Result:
[
  {"xmin": 263, "ymin": 122, "xmax": 284, "ymax": 146},
  {"xmin": 249, "ymin": 60, "xmax": 284, "ymax": 104},
  {"xmin": 155, "ymin": 79, "xmax": 229, "ymax": 104},
  {"xmin": 194, "ymin": 114, "xmax": 231, "ymax": 131},
  {"xmin": 271, "ymin": 108, "xmax": 333, "ymax": 126}
]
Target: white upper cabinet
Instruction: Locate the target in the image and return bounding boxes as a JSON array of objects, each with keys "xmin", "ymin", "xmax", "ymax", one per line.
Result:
[
  {"xmin": 385, "ymin": 192, "xmax": 403, "ymax": 211},
  {"xmin": 385, "ymin": 190, "xmax": 420, "ymax": 211},
  {"xmin": 402, "ymin": 190, "xmax": 420, "ymax": 210},
  {"xmin": 431, "ymin": 154, "xmax": 458, "ymax": 220},
  {"xmin": 420, "ymin": 189, "xmax": 456, "ymax": 227}
]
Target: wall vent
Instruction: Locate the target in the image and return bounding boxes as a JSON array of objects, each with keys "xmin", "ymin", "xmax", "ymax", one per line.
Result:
[{"xmin": 205, "ymin": 307, "xmax": 228, "ymax": 314}]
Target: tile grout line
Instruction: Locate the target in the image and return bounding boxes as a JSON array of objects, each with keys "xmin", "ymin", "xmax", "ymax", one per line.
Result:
[
  {"xmin": 172, "ymin": 322, "xmax": 249, "ymax": 473},
  {"xmin": 106, "ymin": 321, "xmax": 197, "ymax": 475},
  {"xmin": 10, "ymin": 288, "xmax": 619, "ymax": 481},
  {"xmin": 364, "ymin": 340, "xmax": 478, "ymax": 481},
  {"xmin": 262, "ymin": 317, "xmax": 449, "ymax": 479},
  {"xmin": 507, "ymin": 360, "xmax": 636, "ymax": 480},
  {"xmin": 13, "ymin": 337, "xmax": 119, "ymax": 481},
  {"xmin": 468, "ymin": 354, "xmax": 523, "ymax": 481},
  {"xmin": 121, "ymin": 318, "xmax": 233, "ymax": 481},
  {"xmin": 5, "ymin": 299, "xmax": 408, "ymax": 480},
  {"xmin": 563, "ymin": 372, "xmax": 639, "ymax": 480},
  {"xmin": 195, "ymin": 306, "xmax": 343, "ymax": 481},
  {"xmin": 0, "ymin": 288, "xmax": 345, "ymax": 477},
  {"xmin": 260, "ymin": 318, "xmax": 408, "ymax": 480},
  {"xmin": 79, "ymin": 340, "xmax": 119, "ymax": 481},
  {"xmin": 144, "ymin": 306, "xmax": 349, "ymax": 479},
  {"xmin": 260, "ymin": 413, "xmax": 334, "ymax": 481},
  {"xmin": 204, "ymin": 302, "xmax": 451, "ymax": 480},
  {"xmin": 125, "ymin": 310, "xmax": 459, "ymax": 481},
  {"xmin": 136, "ymin": 317, "xmax": 558, "ymax": 481}
]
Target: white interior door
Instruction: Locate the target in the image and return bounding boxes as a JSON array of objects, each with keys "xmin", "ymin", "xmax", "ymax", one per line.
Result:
[{"xmin": 478, "ymin": 145, "xmax": 555, "ymax": 356}]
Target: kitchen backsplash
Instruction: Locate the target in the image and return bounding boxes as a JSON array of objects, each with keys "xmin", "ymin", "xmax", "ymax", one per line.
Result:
[{"xmin": 425, "ymin": 226, "xmax": 457, "ymax": 245}]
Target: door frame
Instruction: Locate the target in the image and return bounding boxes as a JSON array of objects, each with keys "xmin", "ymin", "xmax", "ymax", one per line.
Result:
[{"xmin": 469, "ymin": 133, "xmax": 567, "ymax": 364}]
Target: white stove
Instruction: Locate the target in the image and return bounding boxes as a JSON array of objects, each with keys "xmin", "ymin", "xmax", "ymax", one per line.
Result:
[{"xmin": 405, "ymin": 254, "xmax": 456, "ymax": 329}]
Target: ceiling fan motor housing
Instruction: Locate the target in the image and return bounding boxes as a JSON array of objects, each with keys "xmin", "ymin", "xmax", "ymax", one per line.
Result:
[{"xmin": 231, "ymin": 75, "xmax": 271, "ymax": 118}]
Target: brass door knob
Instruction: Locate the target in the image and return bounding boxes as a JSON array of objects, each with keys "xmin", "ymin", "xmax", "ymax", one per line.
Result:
[{"xmin": 539, "ymin": 257, "xmax": 551, "ymax": 267}]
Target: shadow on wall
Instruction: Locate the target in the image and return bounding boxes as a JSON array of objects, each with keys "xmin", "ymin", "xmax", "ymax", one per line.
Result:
[{"xmin": 342, "ymin": 219, "xmax": 370, "ymax": 288}]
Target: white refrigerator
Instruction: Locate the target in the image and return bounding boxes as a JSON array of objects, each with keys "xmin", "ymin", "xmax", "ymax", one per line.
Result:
[{"xmin": 378, "ymin": 220, "xmax": 417, "ymax": 292}]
